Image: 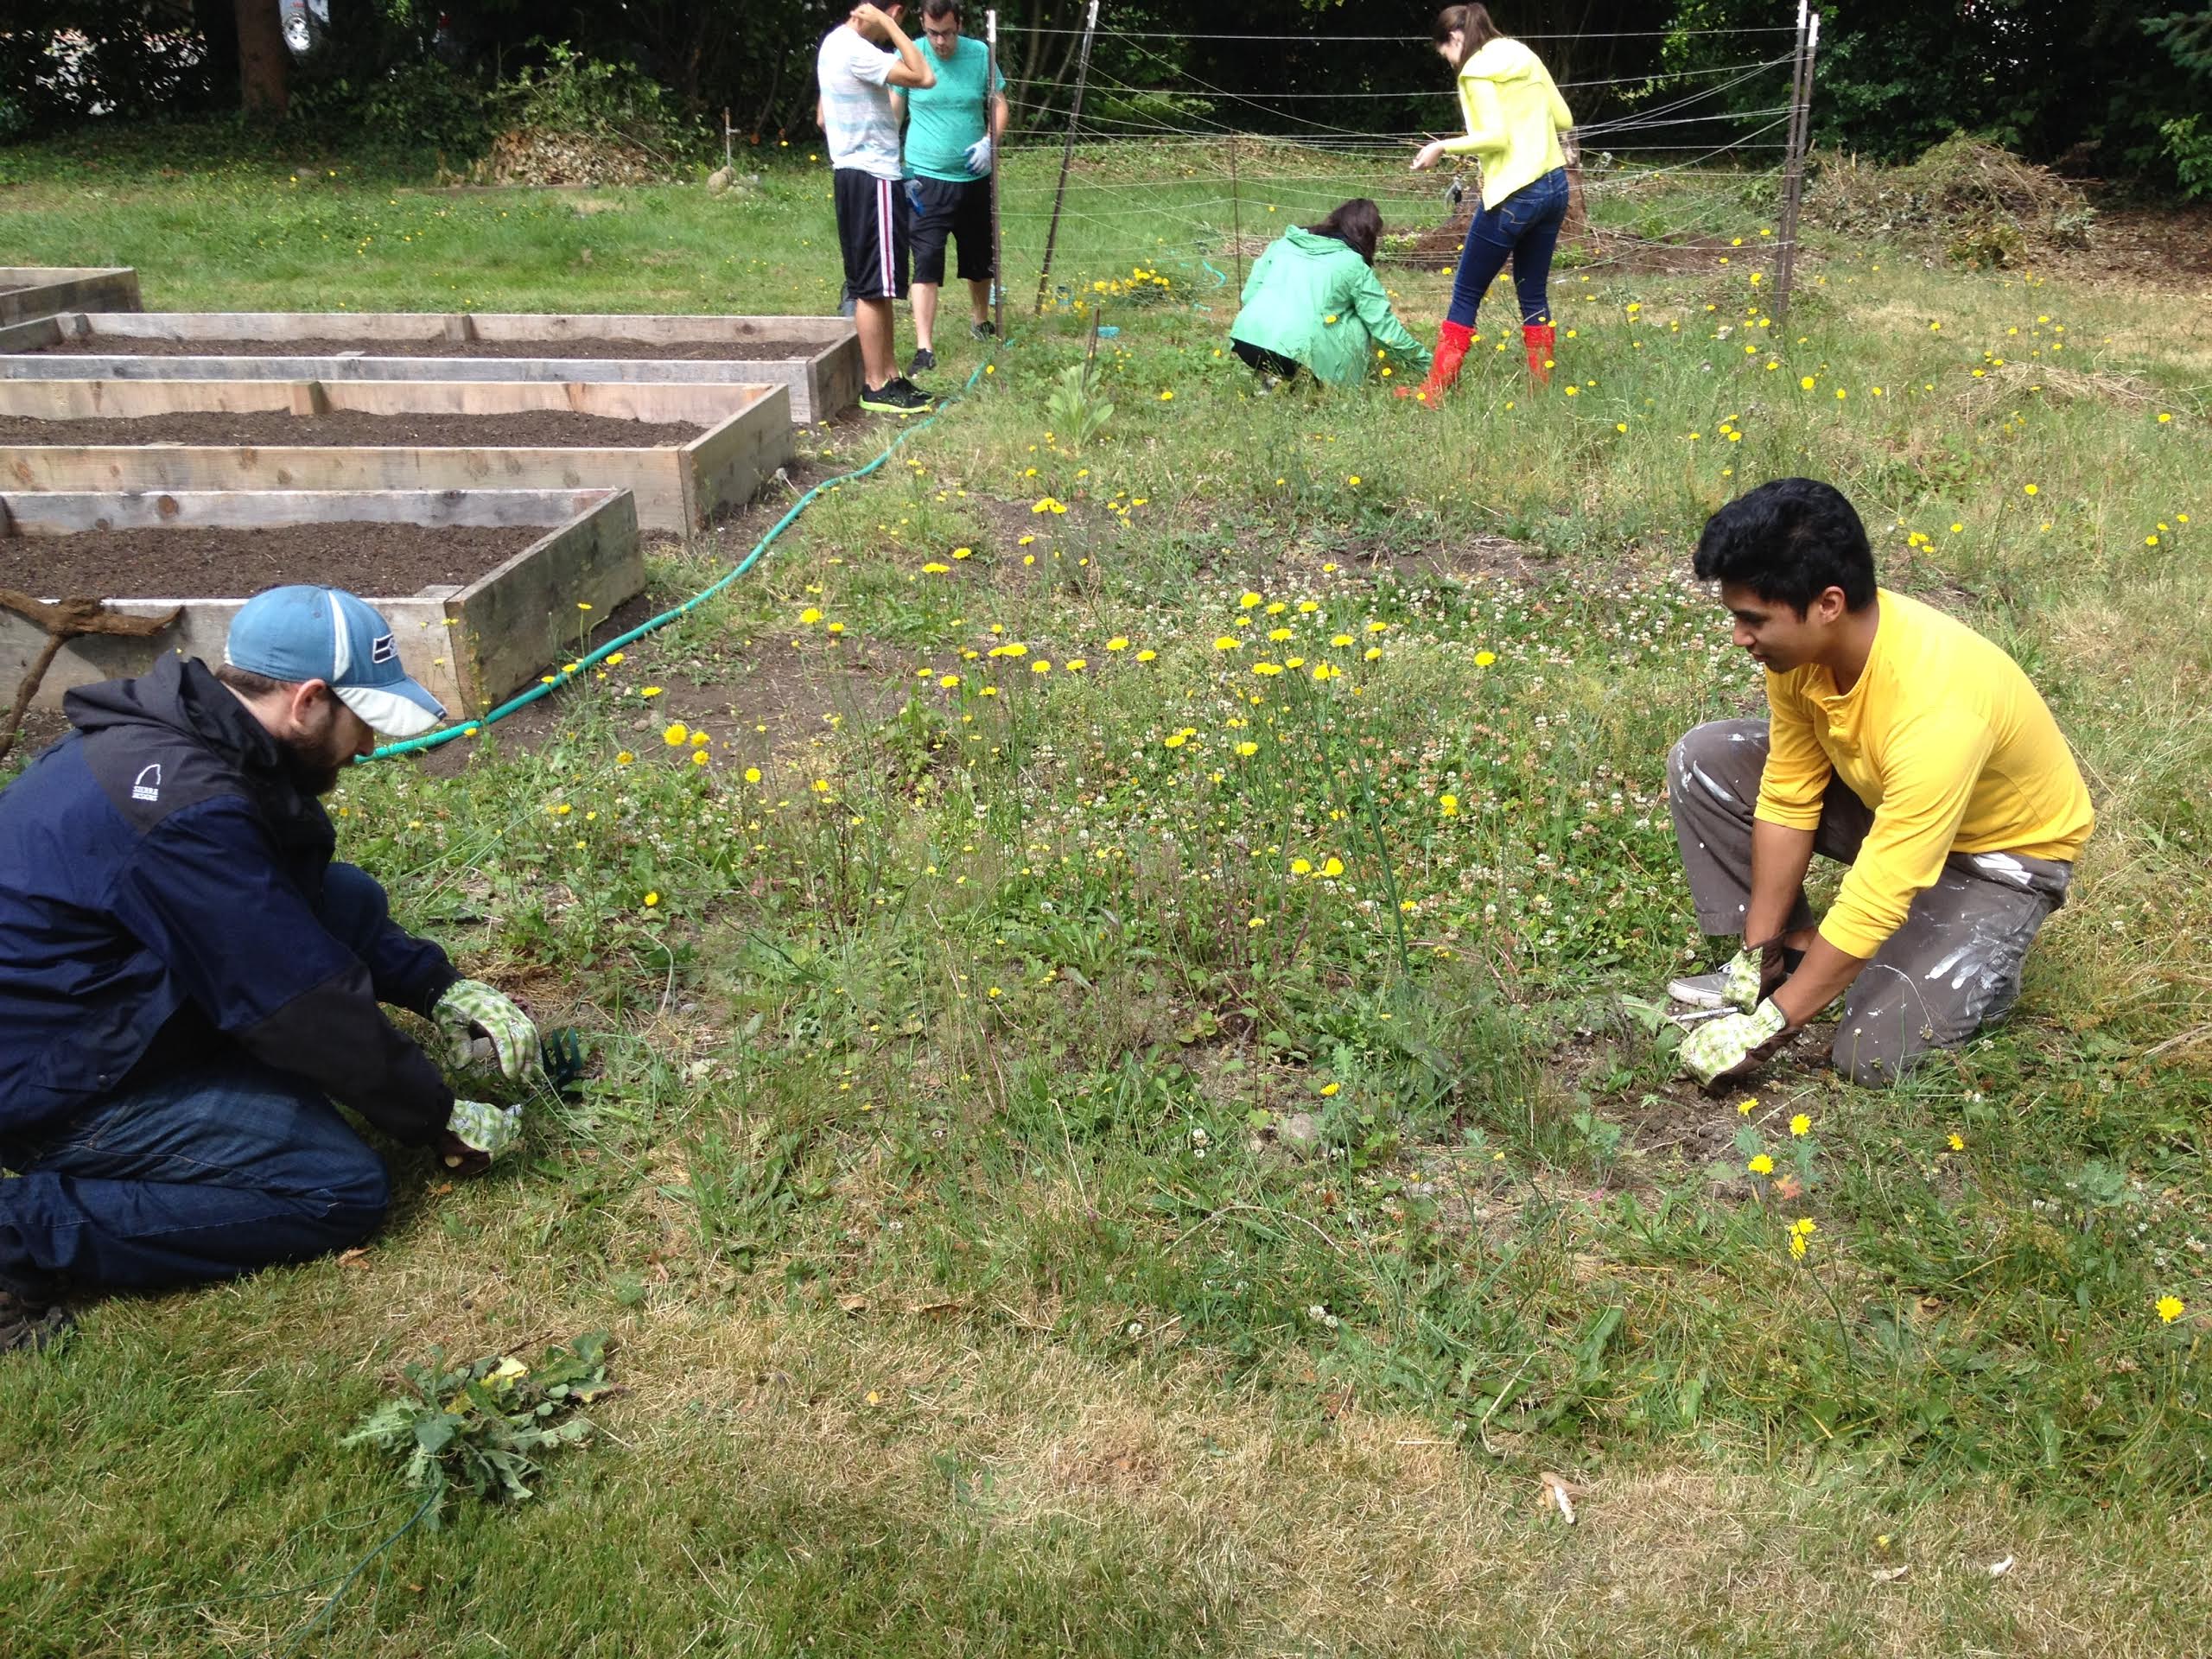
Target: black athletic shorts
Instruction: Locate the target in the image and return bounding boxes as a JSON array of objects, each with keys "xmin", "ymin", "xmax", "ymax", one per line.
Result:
[
  {"xmin": 905, "ymin": 175, "xmax": 993, "ymax": 286},
  {"xmin": 835, "ymin": 168, "xmax": 910, "ymax": 302}
]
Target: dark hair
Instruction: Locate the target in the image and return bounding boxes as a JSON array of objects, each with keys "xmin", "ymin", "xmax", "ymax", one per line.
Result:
[
  {"xmin": 1306, "ymin": 198, "xmax": 1383, "ymax": 264},
  {"xmin": 920, "ymin": 0, "xmax": 960, "ymax": 19},
  {"xmin": 1433, "ymin": 4, "xmax": 1502, "ymax": 67},
  {"xmin": 213, "ymin": 663, "xmax": 297, "ymax": 699},
  {"xmin": 1693, "ymin": 478, "xmax": 1877, "ymax": 614}
]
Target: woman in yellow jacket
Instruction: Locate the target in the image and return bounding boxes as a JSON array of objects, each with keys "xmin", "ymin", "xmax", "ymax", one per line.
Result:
[{"xmin": 1404, "ymin": 3, "xmax": 1573, "ymax": 403}]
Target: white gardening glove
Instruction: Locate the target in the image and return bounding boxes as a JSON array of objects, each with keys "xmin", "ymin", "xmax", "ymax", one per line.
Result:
[
  {"xmin": 442, "ymin": 1098, "xmax": 524, "ymax": 1171},
  {"xmin": 434, "ymin": 978, "xmax": 542, "ymax": 1084},
  {"xmin": 964, "ymin": 136, "xmax": 993, "ymax": 176},
  {"xmin": 1679, "ymin": 997, "xmax": 1790, "ymax": 1088}
]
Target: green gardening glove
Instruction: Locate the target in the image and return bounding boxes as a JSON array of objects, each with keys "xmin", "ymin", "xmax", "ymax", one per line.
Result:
[
  {"xmin": 434, "ymin": 979, "xmax": 543, "ymax": 1084},
  {"xmin": 1679, "ymin": 997, "xmax": 1790, "ymax": 1088},
  {"xmin": 444, "ymin": 1098, "xmax": 524, "ymax": 1168},
  {"xmin": 1719, "ymin": 947, "xmax": 1764, "ymax": 1014}
]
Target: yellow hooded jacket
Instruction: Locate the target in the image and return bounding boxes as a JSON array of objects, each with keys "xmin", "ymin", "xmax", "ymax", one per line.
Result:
[{"xmin": 1440, "ymin": 36, "xmax": 1573, "ymax": 209}]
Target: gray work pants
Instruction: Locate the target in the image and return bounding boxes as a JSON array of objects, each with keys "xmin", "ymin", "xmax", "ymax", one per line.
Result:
[{"xmin": 1668, "ymin": 719, "xmax": 2072, "ymax": 1086}]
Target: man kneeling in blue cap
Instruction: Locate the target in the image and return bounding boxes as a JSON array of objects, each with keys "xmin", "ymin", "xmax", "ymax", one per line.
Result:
[{"xmin": 0, "ymin": 587, "xmax": 542, "ymax": 1351}]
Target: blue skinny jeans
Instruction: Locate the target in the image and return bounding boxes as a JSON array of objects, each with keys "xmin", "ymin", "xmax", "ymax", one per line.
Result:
[
  {"xmin": 0, "ymin": 863, "xmax": 401, "ymax": 1295},
  {"xmin": 1446, "ymin": 166, "xmax": 1569, "ymax": 331}
]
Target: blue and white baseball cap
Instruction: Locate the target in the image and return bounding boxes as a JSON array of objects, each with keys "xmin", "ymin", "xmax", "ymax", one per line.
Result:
[{"xmin": 226, "ymin": 586, "xmax": 448, "ymax": 738}]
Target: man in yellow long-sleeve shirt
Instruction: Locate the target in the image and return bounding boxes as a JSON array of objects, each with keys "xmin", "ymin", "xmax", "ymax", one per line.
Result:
[{"xmin": 1665, "ymin": 478, "xmax": 2094, "ymax": 1087}]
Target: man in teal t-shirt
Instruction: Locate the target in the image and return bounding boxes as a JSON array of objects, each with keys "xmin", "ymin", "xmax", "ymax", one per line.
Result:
[{"xmin": 893, "ymin": 0, "xmax": 1007, "ymax": 374}]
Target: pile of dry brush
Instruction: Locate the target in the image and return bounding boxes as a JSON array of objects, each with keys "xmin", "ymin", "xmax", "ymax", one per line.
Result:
[{"xmin": 1808, "ymin": 137, "xmax": 2098, "ymax": 270}]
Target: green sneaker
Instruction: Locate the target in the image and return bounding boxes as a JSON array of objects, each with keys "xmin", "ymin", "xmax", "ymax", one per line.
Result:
[{"xmin": 860, "ymin": 377, "xmax": 934, "ymax": 415}]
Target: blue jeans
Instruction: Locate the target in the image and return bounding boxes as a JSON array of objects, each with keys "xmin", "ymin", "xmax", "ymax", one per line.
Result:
[
  {"xmin": 0, "ymin": 864, "xmax": 397, "ymax": 1294},
  {"xmin": 1446, "ymin": 167, "xmax": 1569, "ymax": 330}
]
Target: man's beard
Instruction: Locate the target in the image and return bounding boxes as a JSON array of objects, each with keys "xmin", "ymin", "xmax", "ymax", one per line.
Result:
[{"xmin": 275, "ymin": 734, "xmax": 346, "ymax": 797}]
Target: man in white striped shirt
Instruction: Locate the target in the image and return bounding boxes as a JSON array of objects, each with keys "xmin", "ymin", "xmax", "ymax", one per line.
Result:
[{"xmin": 817, "ymin": 3, "xmax": 937, "ymax": 412}]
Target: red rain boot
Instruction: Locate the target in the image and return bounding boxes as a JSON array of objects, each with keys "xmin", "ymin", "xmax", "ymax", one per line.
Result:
[
  {"xmin": 1522, "ymin": 322, "xmax": 1556, "ymax": 385},
  {"xmin": 1396, "ymin": 320, "xmax": 1473, "ymax": 404}
]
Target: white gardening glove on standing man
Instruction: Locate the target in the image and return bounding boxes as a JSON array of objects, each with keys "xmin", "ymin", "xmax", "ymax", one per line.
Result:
[{"xmin": 964, "ymin": 136, "xmax": 993, "ymax": 176}]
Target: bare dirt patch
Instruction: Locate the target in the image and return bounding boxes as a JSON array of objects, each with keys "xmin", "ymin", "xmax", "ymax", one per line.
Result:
[
  {"xmin": 1338, "ymin": 530, "xmax": 1548, "ymax": 582},
  {"xmin": 0, "ymin": 408, "xmax": 705, "ymax": 448},
  {"xmin": 2050, "ymin": 202, "xmax": 2212, "ymax": 292},
  {"xmin": 4, "ymin": 522, "xmax": 537, "ymax": 599}
]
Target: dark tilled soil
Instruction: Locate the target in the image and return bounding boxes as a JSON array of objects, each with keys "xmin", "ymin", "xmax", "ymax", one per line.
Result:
[
  {"xmin": 26, "ymin": 334, "xmax": 828, "ymax": 360},
  {"xmin": 5, "ymin": 524, "xmax": 537, "ymax": 599},
  {"xmin": 0, "ymin": 408, "xmax": 704, "ymax": 448}
]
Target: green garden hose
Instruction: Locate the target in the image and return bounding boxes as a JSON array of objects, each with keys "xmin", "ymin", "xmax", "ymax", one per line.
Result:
[{"xmin": 367, "ymin": 354, "xmax": 993, "ymax": 762}]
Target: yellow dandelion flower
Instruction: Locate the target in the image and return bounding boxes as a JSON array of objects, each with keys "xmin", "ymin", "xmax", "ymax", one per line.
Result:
[
  {"xmin": 663, "ymin": 722, "xmax": 689, "ymax": 747},
  {"xmin": 643, "ymin": 891, "xmax": 660, "ymax": 907},
  {"xmin": 1320, "ymin": 856, "xmax": 1344, "ymax": 878},
  {"xmin": 799, "ymin": 607, "xmax": 823, "ymax": 624},
  {"xmin": 2158, "ymin": 1295, "xmax": 2185, "ymax": 1324},
  {"xmin": 1136, "ymin": 649, "xmax": 1157, "ymax": 663},
  {"xmin": 1474, "ymin": 650, "xmax": 1497, "ymax": 667},
  {"xmin": 1106, "ymin": 636, "xmax": 1129, "ymax": 652},
  {"xmin": 1236, "ymin": 741, "xmax": 1258, "ymax": 756},
  {"xmin": 1789, "ymin": 1114, "xmax": 1810, "ymax": 1136},
  {"xmin": 1439, "ymin": 794, "xmax": 1459, "ymax": 816},
  {"xmin": 1747, "ymin": 1153, "xmax": 1775, "ymax": 1176},
  {"xmin": 1290, "ymin": 857, "xmax": 1313, "ymax": 874},
  {"xmin": 615, "ymin": 750, "xmax": 635, "ymax": 766},
  {"xmin": 1214, "ymin": 636, "xmax": 1242, "ymax": 651},
  {"xmin": 744, "ymin": 766, "xmax": 762, "ymax": 783}
]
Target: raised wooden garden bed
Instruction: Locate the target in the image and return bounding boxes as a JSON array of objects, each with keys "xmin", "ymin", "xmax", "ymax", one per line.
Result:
[
  {"xmin": 0, "ymin": 378, "xmax": 792, "ymax": 533},
  {"xmin": 0, "ymin": 310, "xmax": 859, "ymax": 422},
  {"xmin": 0, "ymin": 269, "xmax": 141, "ymax": 327},
  {"xmin": 0, "ymin": 486, "xmax": 640, "ymax": 718}
]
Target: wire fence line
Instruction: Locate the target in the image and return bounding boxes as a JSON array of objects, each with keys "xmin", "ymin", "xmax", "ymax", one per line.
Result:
[{"xmin": 974, "ymin": 7, "xmax": 1819, "ymax": 309}]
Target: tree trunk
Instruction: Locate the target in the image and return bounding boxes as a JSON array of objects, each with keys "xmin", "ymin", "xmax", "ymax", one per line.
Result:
[{"xmin": 235, "ymin": 0, "xmax": 289, "ymax": 118}]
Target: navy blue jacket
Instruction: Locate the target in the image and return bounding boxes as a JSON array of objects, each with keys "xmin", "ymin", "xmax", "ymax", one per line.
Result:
[{"xmin": 0, "ymin": 657, "xmax": 458, "ymax": 1145}]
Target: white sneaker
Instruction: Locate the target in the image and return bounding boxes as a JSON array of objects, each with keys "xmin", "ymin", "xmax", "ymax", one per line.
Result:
[{"xmin": 1666, "ymin": 969, "xmax": 1732, "ymax": 1009}]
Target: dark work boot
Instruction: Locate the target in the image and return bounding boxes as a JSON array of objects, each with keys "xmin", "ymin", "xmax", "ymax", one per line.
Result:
[{"xmin": 0, "ymin": 1281, "xmax": 73, "ymax": 1354}]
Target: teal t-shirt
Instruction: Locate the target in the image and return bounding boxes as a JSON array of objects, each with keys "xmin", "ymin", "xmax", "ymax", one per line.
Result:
[{"xmin": 902, "ymin": 36, "xmax": 1004, "ymax": 183}]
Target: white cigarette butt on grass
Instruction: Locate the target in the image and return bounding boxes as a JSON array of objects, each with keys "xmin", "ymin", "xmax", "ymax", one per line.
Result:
[{"xmin": 1539, "ymin": 1471, "xmax": 1578, "ymax": 1524}]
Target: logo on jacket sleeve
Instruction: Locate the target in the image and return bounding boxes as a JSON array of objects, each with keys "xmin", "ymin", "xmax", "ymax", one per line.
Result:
[{"xmin": 130, "ymin": 763, "xmax": 162, "ymax": 803}]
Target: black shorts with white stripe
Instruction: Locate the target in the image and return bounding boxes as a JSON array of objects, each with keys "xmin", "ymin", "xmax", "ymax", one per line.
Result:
[{"xmin": 834, "ymin": 168, "xmax": 911, "ymax": 302}]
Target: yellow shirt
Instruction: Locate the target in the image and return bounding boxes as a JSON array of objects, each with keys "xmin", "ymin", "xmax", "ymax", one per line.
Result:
[
  {"xmin": 1440, "ymin": 38, "xmax": 1573, "ymax": 209},
  {"xmin": 1755, "ymin": 588, "xmax": 2094, "ymax": 958}
]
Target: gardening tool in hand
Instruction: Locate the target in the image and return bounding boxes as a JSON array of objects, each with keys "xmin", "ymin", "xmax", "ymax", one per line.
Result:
[{"xmin": 463, "ymin": 1027, "xmax": 588, "ymax": 1097}]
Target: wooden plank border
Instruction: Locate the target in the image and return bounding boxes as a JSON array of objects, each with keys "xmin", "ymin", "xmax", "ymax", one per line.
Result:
[
  {"xmin": 0, "ymin": 311, "xmax": 859, "ymax": 421},
  {"xmin": 0, "ymin": 270, "xmax": 140, "ymax": 328},
  {"xmin": 0, "ymin": 378, "xmax": 794, "ymax": 531},
  {"xmin": 0, "ymin": 486, "xmax": 643, "ymax": 717}
]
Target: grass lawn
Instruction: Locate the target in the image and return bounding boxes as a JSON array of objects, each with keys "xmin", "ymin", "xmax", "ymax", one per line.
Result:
[{"xmin": 1, "ymin": 130, "xmax": 2209, "ymax": 1656}]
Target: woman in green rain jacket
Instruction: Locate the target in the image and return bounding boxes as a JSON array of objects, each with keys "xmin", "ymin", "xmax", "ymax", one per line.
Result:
[{"xmin": 1228, "ymin": 199, "xmax": 1430, "ymax": 388}]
